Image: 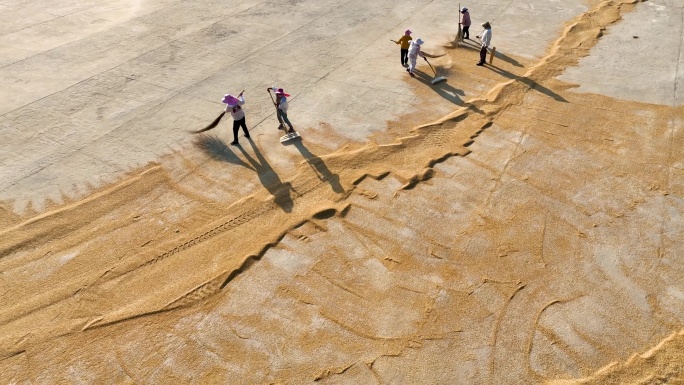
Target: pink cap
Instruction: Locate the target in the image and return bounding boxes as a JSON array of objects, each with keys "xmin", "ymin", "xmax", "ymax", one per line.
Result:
[
  {"xmin": 221, "ymin": 94, "xmax": 239, "ymax": 106},
  {"xmin": 275, "ymin": 88, "xmax": 290, "ymax": 97}
]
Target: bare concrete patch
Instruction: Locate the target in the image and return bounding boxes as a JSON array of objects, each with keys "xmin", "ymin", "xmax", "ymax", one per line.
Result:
[{"xmin": 559, "ymin": 0, "xmax": 684, "ymax": 106}]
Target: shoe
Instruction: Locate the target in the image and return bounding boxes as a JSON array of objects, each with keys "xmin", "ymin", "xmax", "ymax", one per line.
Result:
[
  {"xmin": 476, "ymin": 62, "xmax": 484, "ymax": 66},
  {"xmin": 287, "ymin": 129, "xmax": 295, "ymax": 134},
  {"xmin": 244, "ymin": 134, "xmax": 251, "ymax": 138},
  {"xmin": 230, "ymin": 141, "xmax": 239, "ymax": 146},
  {"xmin": 409, "ymin": 72, "xmax": 415, "ymax": 77}
]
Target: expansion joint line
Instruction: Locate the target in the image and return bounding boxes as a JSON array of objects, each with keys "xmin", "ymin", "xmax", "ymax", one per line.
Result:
[
  {"xmin": 674, "ymin": 5, "xmax": 684, "ymax": 106},
  {"xmin": 0, "ymin": 0, "xmax": 271, "ymax": 118},
  {"xmin": 292, "ymin": 0, "xmax": 440, "ymax": 105}
]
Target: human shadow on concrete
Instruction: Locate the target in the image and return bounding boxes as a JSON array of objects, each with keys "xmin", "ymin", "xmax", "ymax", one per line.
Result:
[
  {"xmin": 412, "ymin": 68, "xmax": 465, "ymax": 105},
  {"xmin": 483, "ymin": 65, "xmax": 568, "ymax": 102},
  {"xmin": 236, "ymin": 140, "xmax": 294, "ymax": 213},
  {"xmin": 492, "ymin": 50, "xmax": 524, "ymax": 68},
  {"xmin": 452, "ymin": 38, "xmax": 481, "ymax": 51},
  {"xmin": 456, "ymin": 40, "xmax": 524, "ymax": 68},
  {"xmin": 193, "ymin": 135, "xmax": 255, "ymax": 171},
  {"xmin": 284, "ymin": 138, "xmax": 344, "ymax": 194}
]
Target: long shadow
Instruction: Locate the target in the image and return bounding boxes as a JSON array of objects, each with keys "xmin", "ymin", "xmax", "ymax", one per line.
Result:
[
  {"xmin": 456, "ymin": 40, "xmax": 523, "ymax": 68},
  {"xmin": 193, "ymin": 135, "xmax": 255, "ymax": 170},
  {"xmin": 483, "ymin": 65, "xmax": 568, "ymax": 102},
  {"xmin": 451, "ymin": 40, "xmax": 566, "ymax": 101},
  {"xmin": 492, "ymin": 50, "xmax": 524, "ymax": 68},
  {"xmin": 236, "ymin": 140, "xmax": 294, "ymax": 213},
  {"xmin": 458, "ymin": 38, "xmax": 483, "ymax": 51},
  {"xmin": 413, "ymin": 68, "xmax": 465, "ymax": 105},
  {"xmin": 285, "ymin": 139, "xmax": 344, "ymax": 193}
]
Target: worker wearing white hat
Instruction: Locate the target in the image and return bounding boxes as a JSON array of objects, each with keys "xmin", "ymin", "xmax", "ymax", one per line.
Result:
[
  {"xmin": 476, "ymin": 22, "xmax": 492, "ymax": 66},
  {"xmin": 406, "ymin": 38, "xmax": 425, "ymax": 77}
]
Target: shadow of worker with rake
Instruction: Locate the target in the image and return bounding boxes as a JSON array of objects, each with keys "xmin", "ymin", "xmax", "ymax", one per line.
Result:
[
  {"xmin": 235, "ymin": 140, "xmax": 295, "ymax": 213},
  {"xmin": 194, "ymin": 135, "xmax": 293, "ymax": 212},
  {"xmin": 285, "ymin": 139, "xmax": 343, "ymax": 194}
]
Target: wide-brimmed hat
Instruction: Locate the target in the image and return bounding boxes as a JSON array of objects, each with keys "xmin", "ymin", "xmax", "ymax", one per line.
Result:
[
  {"xmin": 405, "ymin": 29, "xmax": 412, "ymax": 35},
  {"xmin": 222, "ymin": 94, "xmax": 239, "ymax": 106},
  {"xmin": 482, "ymin": 21, "xmax": 491, "ymax": 28},
  {"xmin": 275, "ymin": 88, "xmax": 290, "ymax": 97},
  {"xmin": 461, "ymin": 7, "xmax": 468, "ymax": 12},
  {"xmin": 415, "ymin": 38, "xmax": 424, "ymax": 45}
]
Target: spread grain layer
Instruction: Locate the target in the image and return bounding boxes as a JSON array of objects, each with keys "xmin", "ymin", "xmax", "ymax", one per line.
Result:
[{"xmin": 1, "ymin": 0, "xmax": 683, "ymax": 383}]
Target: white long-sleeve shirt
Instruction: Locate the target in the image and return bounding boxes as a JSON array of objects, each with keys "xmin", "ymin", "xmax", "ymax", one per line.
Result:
[
  {"xmin": 224, "ymin": 95, "xmax": 245, "ymax": 120},
  {"xmin": 481, "ymin": 28, "xmax": 492, "ymax": 47},
  {"xmin": 408, "ymin": 41, "xmax": 424, "ymax": 58}
]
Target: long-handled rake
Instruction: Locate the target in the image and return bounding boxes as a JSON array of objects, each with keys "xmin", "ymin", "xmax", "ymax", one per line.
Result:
[
  {"xmin": 457, "ymin": 3, "xmax": 462, "ymax": 41},
  {"xmin": 267, "ymin": 87, "xmax": 285, "ymax": 130},
  {"xmin": 423, "ymin": 57, "xmax": 447, "ymax": 85}
]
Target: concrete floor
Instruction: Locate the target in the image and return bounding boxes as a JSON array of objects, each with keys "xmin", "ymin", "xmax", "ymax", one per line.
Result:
[
  {"xmin": 0, "ymin": 0, "xmax": 587, "ymax": 214},
  {"xmin": 1, "ymin": 1, "xmax": 683, "ymax": 384},
  {"xmin": 559, "ymin": 0, "xmax": 684, "ymax": 106}
]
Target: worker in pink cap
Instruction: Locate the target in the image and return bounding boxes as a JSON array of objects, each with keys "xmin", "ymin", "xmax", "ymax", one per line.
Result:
[
  {"xmin": 222, "ymin": 91, "xmax": 249, "ymax": 145},
  {"xmin": 270, "ymin": 87, "xmax": 295, "ymax": 133},
  {"xmin": 391, "ymin": 29, "xmax": 413, "ymax": 67}
]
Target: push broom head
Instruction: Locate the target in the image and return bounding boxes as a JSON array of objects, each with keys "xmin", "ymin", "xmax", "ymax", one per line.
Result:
[{"xmin": 423, "ymin": 57, "xmax": 447, "ymax": 85}]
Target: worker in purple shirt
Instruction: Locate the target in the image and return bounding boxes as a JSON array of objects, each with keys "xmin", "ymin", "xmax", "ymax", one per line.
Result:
[{"xmin": 460, "ymin": 7, "xmax": 471, "ymax": 40}]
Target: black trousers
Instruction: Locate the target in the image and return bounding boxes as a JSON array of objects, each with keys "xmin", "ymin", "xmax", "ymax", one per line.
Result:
[
  {"xmin": 462, "ymin": 25, "xmax": 470, "ymax": 39},
  {"xmin": 232, "ymin": 117, "xmax": 249, "ymax": 141},
  {"xmin": 400, "ymin": 48, "xmax": 408, "ymax": 66},
  {"xmin": 479, "ymin": 45, "xmax": 488, "ymax": 64}
]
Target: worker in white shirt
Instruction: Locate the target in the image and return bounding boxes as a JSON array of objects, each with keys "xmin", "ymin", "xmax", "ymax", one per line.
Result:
[
  {"xmin": 406, "ymin": 38, "xmax": 425, "ymax": 77},
  {"xmin": 476, "ymin": 22, "xmax": 492, "ymax": 66},
  {"xmin": 222, "ymin": 91, "xmax": 250, "ymax": 145}
]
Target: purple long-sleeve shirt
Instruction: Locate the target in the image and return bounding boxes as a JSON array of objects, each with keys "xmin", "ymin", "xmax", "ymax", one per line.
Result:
[{"xmin": 462, "ymin": 11, "xmax": 471, "ymax": 26}]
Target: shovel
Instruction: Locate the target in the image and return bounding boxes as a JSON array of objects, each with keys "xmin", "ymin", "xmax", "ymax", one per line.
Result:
[{"xmin": 423, "ymin": 57, "xmax": 447, "ymax": 85}]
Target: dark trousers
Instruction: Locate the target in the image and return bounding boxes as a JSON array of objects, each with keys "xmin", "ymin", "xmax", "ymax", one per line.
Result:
[
  {"xmin": 462, "ymin": 25, "xmax": 470, "ymax": 39},
  {"xmin": 232, "ymin": 117, "xmax": 249, "ymax": 141},
  {"xmin": 400, "ymin": 48, "xmax": 408, "ymax": 66},
  {"xmin": 479, "ymin": 45, "xmax": 488, "ymax": 64},
  {"xmin": 277, "ymin": 109, "xmax": 293, "ymax": 130}
]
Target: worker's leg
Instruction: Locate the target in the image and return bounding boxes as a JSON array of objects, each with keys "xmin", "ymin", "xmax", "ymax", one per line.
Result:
[{"xmin": 280, "ymin": 110, "xmax": 294, "ymax": 131}]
